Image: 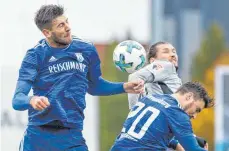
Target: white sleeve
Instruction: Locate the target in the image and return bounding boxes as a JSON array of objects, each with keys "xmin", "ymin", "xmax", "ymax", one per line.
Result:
[
  {"xmin": 128, "ymin": 64, "xmax": 155, "ymax": 83},
  {"xmin": 145, "ymin": 60, "xmax": 175, "ymax": 82},
  {"xmin": 128, "ymin": 74, "xmax": 142, "ymax": 109},
  {"xmin": 128, "ymin": 93, "xmax": 139, "ymax": 109},
  {"xmin": 127, "ymin": 60, "xmax": 175, "ymax": 109}
]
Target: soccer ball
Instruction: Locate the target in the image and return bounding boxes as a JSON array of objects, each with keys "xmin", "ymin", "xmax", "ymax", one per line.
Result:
[{"xmin": 113, "ymin": 40, "xmax": 146, "ymax": 74}]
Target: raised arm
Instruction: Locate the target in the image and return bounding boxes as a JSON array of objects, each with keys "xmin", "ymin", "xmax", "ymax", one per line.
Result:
[{"xmin": 128, "ymin": 60, "xmax": 174, "ymax": 109}]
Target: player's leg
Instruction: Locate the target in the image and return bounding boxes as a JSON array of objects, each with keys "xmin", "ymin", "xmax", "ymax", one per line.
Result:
[
  {"xmin": 110, "ymin": 136, "xmax": 153, "ymax": 151},
  {"xmin": 19, "ymin": 125, "xmax": 88, "ymax": 151},
  {"xmin": 49, "ymin": 127, "xmax": 88, "ymax": 151},
  {"xmin": 19, "ymin": 125, "xmax": 50, "ymax": 151}
]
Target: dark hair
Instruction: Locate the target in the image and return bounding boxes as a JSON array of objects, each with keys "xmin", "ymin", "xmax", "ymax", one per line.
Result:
[
  {"xmin": 34, "ymin": 4, "xmax": 64, "ymax": 31},
  {"xmin": 147, "ymin": 41, "xmax": 169, "ymax": 62},
  {"xmin": 176, "ymin": 82, "xmax": 214, "ymax": 108}
]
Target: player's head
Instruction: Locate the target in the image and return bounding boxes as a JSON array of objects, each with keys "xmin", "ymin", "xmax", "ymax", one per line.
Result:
[
  {"xmin": 34, "ymin": 5, "xmax": 72, "ymax": 47},
  {"xmin": 174, "ymin": 82, "xmax": 214, "ymax": 119},
  {"xmin": 147, "ymin": 42, "xmax": 178, "ymax": 68}
]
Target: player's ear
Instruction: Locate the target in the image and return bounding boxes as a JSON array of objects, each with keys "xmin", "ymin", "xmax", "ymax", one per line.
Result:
[
  {"xmin": 42, "ymin": 29, "xmax": 52, "ymax": 38},
  {"xmin": 185, "ymin": 92, "xmax": 193, "ymax": 101}
]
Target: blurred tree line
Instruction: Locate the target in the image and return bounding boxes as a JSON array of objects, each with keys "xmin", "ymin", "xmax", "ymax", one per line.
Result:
[
  {"xmin": 99, "ymin": 41, "xmax": 130, "ymax": 151},
  {"xmin": 191, "ymin": 23, "xmax": 229, "ymax": 151}
]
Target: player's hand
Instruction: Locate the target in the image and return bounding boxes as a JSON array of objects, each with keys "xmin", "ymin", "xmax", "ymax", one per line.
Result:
[
  {"xmin": 204, "ymin": 143, "xmax": 208, "ymax": 150},
  {"xmin": 196, "ymin": 136, "xmax": 207, "ymax": 149},
  {"xmin": 30, "ymin": 96, "xmax": 50, "ymax": 111},
  {"xmin": 175, "ymin": 143, "xmax": 185, "ymax": 151},
  {"xmin": 123, "ymin": 80, "xmax": 144, "ymax": 94}
]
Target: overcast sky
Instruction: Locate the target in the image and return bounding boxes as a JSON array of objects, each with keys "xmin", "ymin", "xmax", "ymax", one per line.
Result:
[{"xmin": 0, "ymin": 0, "xmax": 151, "ymax": 66}]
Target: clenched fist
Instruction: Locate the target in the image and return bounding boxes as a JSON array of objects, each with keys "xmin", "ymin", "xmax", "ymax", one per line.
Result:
[
  {"xmin": 123, "ymin": 80, "xmax": 144, "ymax": 94},
  {"xmin": 30, "ymin": 96, "xmax": 50, "ymax": 110}
]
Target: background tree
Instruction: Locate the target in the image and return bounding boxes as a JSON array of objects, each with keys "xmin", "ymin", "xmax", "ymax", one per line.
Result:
[
  {"xmin": 99, "ymin": 41, "xmax": 129, "ymax": 151},
  {"xmin": 191, "ymin": 23, "xmax": 228, "ymax": 151},
  {"xmin": 192, "ymin": 23, "xmax": 227, "ymax": 81}
]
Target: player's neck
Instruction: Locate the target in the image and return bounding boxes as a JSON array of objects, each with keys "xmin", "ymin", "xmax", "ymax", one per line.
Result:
[
  {"xmin": 171, "ymin": 93, "xmax": 183, "ymax": 109},
  {"xmin": 46, "ymin": 39, "xmax": 69, "ymax": 48}
]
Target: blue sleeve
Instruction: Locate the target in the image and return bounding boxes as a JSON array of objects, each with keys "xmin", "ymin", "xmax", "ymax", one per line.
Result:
[
  {"xmin": 87, "ymin": 77, "xmax": 125, "ymax": 95},
  {"xmin": 12, "ymin": 80, "xmax": 32, "ymax": 110},
  {"xmin": 87, "ymin": 45, "xmax": 125, "ymax": 96},
  {"xmin": 167, "ymin": 108, "xmax": 206, "ymax": 151},
  {"xmin": 87, "ymin": 45, "xmax": 102, "ymax": 82},
  {"xmin": 19, "ymin": 49, "xmax": 39, "ymax": 82},
  {"xmin": 168, "ymin": 138, "xmax": 179, "ymax": 150},
  {"xmin": 13, "ymin": 49, "xmax": 38, "ymax": 110},
  {"xmin": 177, "ymin": 135, "xmax": 206, "ymax": 151}
]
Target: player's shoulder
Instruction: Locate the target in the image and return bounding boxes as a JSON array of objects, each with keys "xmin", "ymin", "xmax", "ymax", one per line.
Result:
[
  {"xmin": 151, "ymin": 59, "xmax": 174, "ymax": 68},
  {"xmin": 164, "ymin": 96, "xmax": 189, "ymax": 119},
  {"xmin": 147, "ymin": 59, "xmax": 176, "ymax": 72},
  {"xmin": 23, "ymin": 39, "xmax": 49, "ymax": 62},
  {"xmin": 32, "ymin": 39, "xmax": 48, "ymax": 51},
  {"xmin": 71, "ymin": 36, "xmax": 98, "ymax": 54},
  {"xmin": 25, "ymin": 39, "xmax": 49, "ymax": 57},
  {"xmin": 72, "ymin": 36, "xmax": 94, "ymax": 47}
]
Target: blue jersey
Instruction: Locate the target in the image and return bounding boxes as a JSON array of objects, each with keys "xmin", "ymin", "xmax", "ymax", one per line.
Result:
[
  {"xmin": 18, "ymin": 37, "xmax": 101, "ymax": 129},
  {"xmin": 111, "ymin": 94, "xmax": 206, "ymax": 151}
]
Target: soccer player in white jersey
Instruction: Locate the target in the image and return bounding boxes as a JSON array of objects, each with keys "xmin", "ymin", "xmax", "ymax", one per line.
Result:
[
  {"xmin": 128, "ymin": 42, "xmax": 181, "ymax": 109},
  {"xmin": 128, "ymin": 42, "xmax": 208, "ymax": 150}
]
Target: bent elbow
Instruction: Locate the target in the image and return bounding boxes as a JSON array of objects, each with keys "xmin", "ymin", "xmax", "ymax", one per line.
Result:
[
  {"xmin": 87, "ymin": 89, "xmax": 98, "ymax": 96},
  {"xmin": 12, "ymin": 101, "xmax": 20, "ymax": 110},
  {"xmin": 12, "ymin": 99, "xmax": 27, "ymax": 111}
]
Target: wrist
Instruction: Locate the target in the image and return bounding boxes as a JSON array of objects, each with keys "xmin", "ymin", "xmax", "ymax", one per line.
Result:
[{"xmin": 123, "ymin": 83, "xmax": 127, "ymax": 92}]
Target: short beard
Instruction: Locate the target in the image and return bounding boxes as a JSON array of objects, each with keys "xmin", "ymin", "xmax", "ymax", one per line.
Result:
[
  {"xmin": 52, "ymin": 32, "xmax": 70, "ymax": 46},
  {"xmin": 183, "ymin": 103, "xmax": 192, "ymax": 112}
]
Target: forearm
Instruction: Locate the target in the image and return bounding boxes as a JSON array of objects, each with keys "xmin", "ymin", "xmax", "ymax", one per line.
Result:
[
  {"xmin": 12, "ymin": 81, "xmax": 32, "ymax": 110},
  {"xmin": 87, "ymin": 77, "xmax": 125, "ymax": 96},
  {"xmin": 129, "ymin": 68, "xmax": 154, "ymax": 83},
  {"xmin": 177, "ymin": 135, "xmax": 207, "ymax": 151}
]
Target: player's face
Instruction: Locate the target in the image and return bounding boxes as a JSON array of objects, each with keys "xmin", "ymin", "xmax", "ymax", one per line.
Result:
[
  {"xmin": 183, "ymin": 94, "xmax": 205, "ymax": 119},
  {"xmin": 152, "ymin": 44, "xmax": 178, "ymax": 67},
  {"xmin": 44, "ymin": 15, "xmax": 72, "ymax": 47}
]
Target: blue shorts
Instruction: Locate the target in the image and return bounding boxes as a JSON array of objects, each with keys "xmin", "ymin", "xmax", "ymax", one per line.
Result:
[{"xmin": 19, "ymin": 125, "xmax": 88, "ymax": 151}]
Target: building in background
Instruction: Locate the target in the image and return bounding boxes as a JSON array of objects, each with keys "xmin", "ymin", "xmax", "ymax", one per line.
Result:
[
  {"xmin": 151, "ymin": 0, "xmax": 229, "ymax": 81},
  {"xmin": 151, "ymin": 0, "xmax": 201, "ymax": 81},
  {"xmin": 200, "ymin": 0, "xmax": 229, "ymax": 46}
]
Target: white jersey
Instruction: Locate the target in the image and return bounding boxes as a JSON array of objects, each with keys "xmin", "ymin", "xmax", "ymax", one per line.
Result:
[{"xmin": 128, "ymin": 60, "xmax": 182, "ymax": 109}]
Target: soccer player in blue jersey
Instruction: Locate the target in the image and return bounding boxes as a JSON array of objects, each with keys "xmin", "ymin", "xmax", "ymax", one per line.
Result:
[
  {"xmin": 111, "ymin": 82, "xmax": 214, "ymax": 151},
  {"xmin": 12, "ymin": 4, "xmax": 144, "ymax": 151},
  {"xmin": 128, "ymin": 41, "xmax": 208, "ymax": 150}
]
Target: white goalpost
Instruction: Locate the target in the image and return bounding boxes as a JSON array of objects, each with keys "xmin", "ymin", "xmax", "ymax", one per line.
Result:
[{"xmin": 215, "ymin": 66, "xmax": 229, "ymax": 151}]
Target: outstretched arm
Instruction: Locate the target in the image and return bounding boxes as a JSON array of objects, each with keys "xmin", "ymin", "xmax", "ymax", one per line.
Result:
[
  {"xmin": 128, "ymin": 60, "xmax": 174, "ymax": 109},
  {"xmin": 87, "ymin": 77, "xmax": 125, "ymax": 95},
  {"xmin": 87, "ymin": 76, "xmax": 144, "ymax": 96},
  {"xmin": 87, "ymin": 45, "xmax": 143, "ymax": 96}
]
